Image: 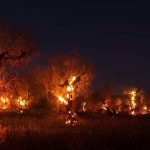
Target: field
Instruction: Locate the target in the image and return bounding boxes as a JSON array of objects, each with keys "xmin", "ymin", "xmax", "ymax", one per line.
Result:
[{"xmin": 0, "ymin": 113, "xmax": 150, "ymax": 150}]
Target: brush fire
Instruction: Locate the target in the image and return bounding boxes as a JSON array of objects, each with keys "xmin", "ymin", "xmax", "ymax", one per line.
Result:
[
  {"xmin": 1, "ymin": 65, "xmax": 150, "ymax": 124},
  {"xmin": 99, "ymin": 88, "xmax": 150, "ymax": 116},
  {"xmin": 0, "ymin": 38, "xmax": 150, "ymax": 126}
]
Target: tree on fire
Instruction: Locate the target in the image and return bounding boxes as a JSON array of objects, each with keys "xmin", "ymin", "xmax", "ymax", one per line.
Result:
[
  {"xmin": 0, "ymin": 20, "xmax": 37, "ymax": 104},
  {"xmin": 35, "ymin": 52, "xmax": 94, "ymax": 112}
]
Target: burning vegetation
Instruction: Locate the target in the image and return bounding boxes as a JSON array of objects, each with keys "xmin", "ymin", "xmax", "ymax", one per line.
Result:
[
  {"xmin": 98, "ymin": 88, "xmax": 150, "ymax": 116},
  {"xmin": 0, "ymin": 21, "xmax": 150, "ymax": 127},
  {"xmin": 0, "ymin": 21, "xmax": 36, "ymax": 113},
  {"xmin": 33, "ymin": 52, "xmax": 94, "ymax": 125}
]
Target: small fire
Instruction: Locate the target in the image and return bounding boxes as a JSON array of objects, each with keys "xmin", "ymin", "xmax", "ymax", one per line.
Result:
[
  {"xmin": 131, "ymin": 110, "xmax": 136, "ymax": 116},
  {"xmin": 17, "ymin": 97, "xmax": 27, "ymax": 113},
  {"xmin": 67, "ymin": 76, "xmax": 76, "ymax": 92},
  {"xmin": 69, "ymin": 76, "xmax": 76, "ymax": 85},
  {"xmin": 67, "ymin": 85, "xmax": 74, "ymax": 92},
  {"xmin": 0, "ymin": 97, "xmax": 10, "ymax": 110},
  {"xmin": 141, "ymin": 105, "xmax": 148, "ymax": 115},
  {"xmin": 129, "ymin": 90, "xmax": 137, "ymax": 109},
  {"xmin": 101, "ymin": 104, "xmax": 107, "ymax": 111},
  {"xmin": 57, "ymin": 76, "xmax": 76, "ymax": 105},
  {"xmin": 17, "ymin": 97, "xmax": 26, "ymax": 106},
  {"xmin": 58, "ymin": 96, "xmax": 68, "ymax": 105}
]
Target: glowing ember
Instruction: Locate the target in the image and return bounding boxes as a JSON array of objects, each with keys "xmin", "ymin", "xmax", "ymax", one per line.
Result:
[
  {"xmin": 131, "ymin": 110, "xmax": 136, "ymax": 116},
  {"xmin": 82, "ymin": 102, "xmax": 87, "ymax": 112},
  {"xmin": 141, "ymin": 105, "xmax": 148, "ymax": 115},
  {"xmin": 101, "ymin": 104, "xmax": 107, "ymax": 111},
  {"xmin": 65, "ymin": 111, "xmax": 79, "ymax": 126}
]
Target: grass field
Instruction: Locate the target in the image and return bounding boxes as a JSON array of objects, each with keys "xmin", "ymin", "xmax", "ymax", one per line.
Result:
[{"xmin": 0, "ymin": 113, "xmax": 150, "ymax": 150}]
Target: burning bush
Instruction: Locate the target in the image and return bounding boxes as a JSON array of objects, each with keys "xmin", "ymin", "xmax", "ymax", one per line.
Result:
[{"xmin": 35, "ymin": 52, "xmax": 94, "ymax": 114}]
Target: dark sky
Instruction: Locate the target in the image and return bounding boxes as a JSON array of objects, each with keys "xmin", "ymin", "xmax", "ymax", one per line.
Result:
[{"xmin": 1, "ymin": 1, "xmax": 150, "ymax": 93}]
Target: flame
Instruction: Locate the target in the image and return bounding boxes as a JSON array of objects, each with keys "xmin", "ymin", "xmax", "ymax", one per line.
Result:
[
  {"xmin": 58, "ymin": 96, "xmax": 68, "ymax": 105},
  {"xmin": 69, "ymin": 76, "xmax": 76, "ymax": 85},
  {"xmin": 82, "ymin": 102, "xmax": 87, "ymax": 112},
  {"xmin": 67, "ymin": 86, "xmax": 71, "ymax": 92},
  {"xmin": 67, "ymin": 85, "xmax": 74, "ymax": 92},
  {"xmin": 67, "ymin": 76, "xmax": 76, "ymax": 92},
  {"xmin": 129, "ymin": 90, "xmax": 137, "ymax": 109},
  {"xmin": 17, "ymin": 97, "xmax": 27, "ymax": 113},
  {"xmin": 17, "ymin": 97, "xmax": 26, "ymax": 107},
  {"xmin": 141, "ymin": 105, "xmax": 148, "ymax": 115},
  {"xmin": 66, "ymin": 93, "xmax": 70, "ymax": 99},
  {"xmin": 0, "ymin": 97, "xmax": 10, "ymax": 110},
  {"xmin": 131, "ymin": 110, "xmax": 136, "ymax": 115},
  {"xmin": 57, "ymin": 76, "xmax": 76, "ymax": 106}
]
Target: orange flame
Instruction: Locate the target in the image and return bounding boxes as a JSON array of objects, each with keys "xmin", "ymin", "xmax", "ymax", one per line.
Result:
[
  {"xmin": 58, "ymin": 96, "xmax": 68, "ymax": 105},
  {"xmin": 0, "ymin": 97, "xmax": 10, "ymax": 110}
]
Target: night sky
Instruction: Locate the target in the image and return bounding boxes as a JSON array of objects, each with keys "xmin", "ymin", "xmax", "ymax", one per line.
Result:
[{"xmin": 1, "ymin": 1, "xmax": 150, "ymax": 93}]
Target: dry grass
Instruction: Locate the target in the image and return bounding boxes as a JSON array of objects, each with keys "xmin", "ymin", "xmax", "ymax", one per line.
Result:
[{"xmin": 0, "ymin": 113, "xmax": 150, "ymax": 150}]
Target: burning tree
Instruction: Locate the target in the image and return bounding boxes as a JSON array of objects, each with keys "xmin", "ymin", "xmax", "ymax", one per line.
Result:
[
  {"xmin": 36, "ymin": 52, "xmax": 94, "ymax": 124},
  {"xmin": 127, "ymin": 88, "xmax": 147, "ymax": 115},
  {"xmin": 0, "ymin": 21, "xmax": 37, "ymax": 111}
]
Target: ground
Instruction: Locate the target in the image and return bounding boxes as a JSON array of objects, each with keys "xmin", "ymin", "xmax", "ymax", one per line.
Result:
[{"xmin": 0, "ymin": 113, "xmax": 150, "ymax": 150}]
